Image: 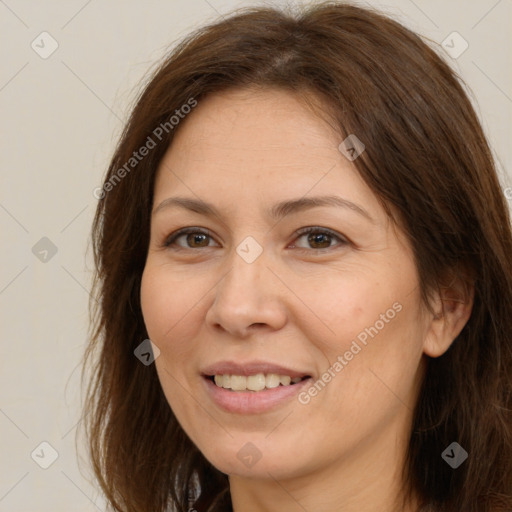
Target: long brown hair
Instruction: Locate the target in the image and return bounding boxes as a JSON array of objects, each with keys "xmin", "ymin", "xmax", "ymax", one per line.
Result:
[{"xmin": 80, "ymin": 2, "xmax": 512, "ymax": 511}]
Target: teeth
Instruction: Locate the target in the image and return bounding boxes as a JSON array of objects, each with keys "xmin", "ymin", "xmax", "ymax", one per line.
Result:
[
  {"xmin": 222, "ymin": 375, "xmax": 231, "ymax": 388},
  {"xmin": 280, "ymin": 375, "xmax": 291, "ymax": 386},
  {"xmin": 247, "ymin": 373, "xmax": 266, "ymax": 391},
  {"xmin": 266, "ymin": 373, "xmax": 280, "ymax": 388},
  {"xmin": 230, "ymin": 375, "xmax": 247, "ymax": 391},
  {"xmin": 212, "ymin": 373, "xmax": 306, "ymax": 391}
]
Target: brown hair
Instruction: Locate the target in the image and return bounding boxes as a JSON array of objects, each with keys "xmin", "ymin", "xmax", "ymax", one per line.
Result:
[{"xmin": 80, "ymin": 2, "xmax": 512, "ymax": 511}]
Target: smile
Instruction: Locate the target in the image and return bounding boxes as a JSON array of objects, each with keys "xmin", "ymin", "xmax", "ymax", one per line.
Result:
[
  {"xmin": 211, "ymin": 373, "xmax": 308, "ymax": 391},
  {"xmin": 201, "ymin": 375, "xmax": 312, "ymax": 414}
]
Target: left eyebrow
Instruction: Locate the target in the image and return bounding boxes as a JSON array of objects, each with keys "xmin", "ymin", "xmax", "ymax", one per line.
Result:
[{"xmin": 267, "ymin": 195, "xmax": 375, "ymax": 223}]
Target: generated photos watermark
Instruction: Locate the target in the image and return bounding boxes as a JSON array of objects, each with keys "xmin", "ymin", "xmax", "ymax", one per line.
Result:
[
  {"xmin": 93, "ymin": 97, "xmax": 198, "ymax": 199},
  {"xmin": 298, "ymin": 301, "xmax": 403, "ymax": 404}
]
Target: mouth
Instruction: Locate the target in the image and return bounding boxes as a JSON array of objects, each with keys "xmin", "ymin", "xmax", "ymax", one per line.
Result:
[
  {"xmin": 200, "ymin": 362, "xmax": 313, "ymax": 414},
  {"xmin": 205, "ymin": 373, "xmax": 311, "ymax": 392}
]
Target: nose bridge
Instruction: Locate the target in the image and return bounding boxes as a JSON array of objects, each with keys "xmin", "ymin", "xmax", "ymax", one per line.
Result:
[
  {"xmin": 218, "ymin": 237, "xmax": 268, "ymax": 306},
  {"xmin": 206, "ymin": 235, "xmax": 287, "ymax": 335}
]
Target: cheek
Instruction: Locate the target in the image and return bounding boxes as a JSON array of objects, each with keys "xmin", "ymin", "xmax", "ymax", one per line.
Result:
[
  {"xmin": 140, "ymin": 268, "xmax": 204, "ymax": 431},
  {"xmin": 315, "ymin": 273, "xmax": 398, "ymax": 347},
  {"xmin": 322, "ymin": 299, "xmax": 423, "ymax": 424},
  {"xmin": 309, "ymin": 269, "xmax": 423, "ymax": 401},
  {"xmin": 140, "ymin": 266, "xmax": 201, "ymax": 355},
  {"xmin": 325, "ymin": 256, "xmax": 422, "ymax": 354}
]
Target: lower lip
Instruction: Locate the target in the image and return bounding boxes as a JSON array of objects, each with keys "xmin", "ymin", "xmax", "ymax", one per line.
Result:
[{"xmin": 203, "ymin": 376, "xmax": 312, "ymax": 414}]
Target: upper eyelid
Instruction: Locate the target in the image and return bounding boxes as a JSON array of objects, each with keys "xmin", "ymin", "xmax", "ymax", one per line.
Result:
[
  {"xmin": 163, "ymin": 226, "xmax": 347, "ymax": 248},
  {"xmin": 165, "ymin": 227, "xmax": 217, "ymax": 245}
]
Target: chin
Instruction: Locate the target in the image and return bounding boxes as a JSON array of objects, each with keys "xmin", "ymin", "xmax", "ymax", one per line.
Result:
[{"xmin": 195, "ymin": 434, "xmax": 313, "ymax": 480}]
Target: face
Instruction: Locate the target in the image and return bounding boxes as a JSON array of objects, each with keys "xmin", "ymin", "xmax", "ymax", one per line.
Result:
[{"xmin": 140, "ymin": 87, "xmax": 431, "ymax": 481}]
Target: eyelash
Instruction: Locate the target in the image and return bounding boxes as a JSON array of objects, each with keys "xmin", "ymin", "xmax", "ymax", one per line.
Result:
[{"xmin": 162, "ymin": 226, "xmax": 348, "ymax": 253}]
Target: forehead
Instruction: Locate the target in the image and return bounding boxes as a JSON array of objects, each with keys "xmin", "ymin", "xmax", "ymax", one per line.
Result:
[
  {"xmin": 153, "ymin": 87, "xmax": 382, "ymax": 219},
  {"xmin": 163, "ymin": 88, "xmax": 338, "ymax": 162}
]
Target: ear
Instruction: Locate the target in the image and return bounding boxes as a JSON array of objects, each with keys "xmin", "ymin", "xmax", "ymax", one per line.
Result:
[{"xmin": 422, "ymin": 268, "xmax": 474, "ymax": 358}]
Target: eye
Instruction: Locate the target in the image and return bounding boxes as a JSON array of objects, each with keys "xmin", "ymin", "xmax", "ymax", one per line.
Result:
[
  {"xmin": 163, "ymin": 227, "xmax": 217, "ymax": 249},
  {"xmin": 291, "ymin": 226, "xmax": 348, "ymax": 251},
  {"xmin": 162, "ymin": 226, "xmax": 348, "ymax": 252}
]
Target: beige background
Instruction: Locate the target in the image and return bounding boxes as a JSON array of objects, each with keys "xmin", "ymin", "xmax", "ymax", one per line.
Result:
[{"xmin": 0, "ymin": 0, "xmax": 510, "ymax": 510}]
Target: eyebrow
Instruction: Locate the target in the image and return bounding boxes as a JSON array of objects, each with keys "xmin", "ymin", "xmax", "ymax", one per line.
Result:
[{"xmin": 152, "ymin": 195, "xmax": 374, "ymax": 223}]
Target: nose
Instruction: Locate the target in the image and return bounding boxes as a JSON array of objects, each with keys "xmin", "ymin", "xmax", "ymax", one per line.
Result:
[{"xmin": 205, "ymin": 247, "xmax": 288, "ymax": 339}]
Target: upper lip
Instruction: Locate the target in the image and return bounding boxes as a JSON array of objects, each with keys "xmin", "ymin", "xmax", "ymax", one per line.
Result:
[{"xmin": 201, "ymin": 360, "xmax": 312, "ymax": 379}]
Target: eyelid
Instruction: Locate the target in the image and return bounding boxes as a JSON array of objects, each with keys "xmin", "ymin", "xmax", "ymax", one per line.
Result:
[
  {"xmin": 162, "ymin": 226, "xmax": 349, "ymax": 251},
  {"xmin": 292, "ymin": 226, "xmax": 348, "ymax": 248},
  {"xmin": 162, "ymin": 227, "xmax": 217, "ymax": 249}
]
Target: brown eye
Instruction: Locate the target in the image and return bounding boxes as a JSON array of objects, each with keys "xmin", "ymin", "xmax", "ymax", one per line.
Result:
[
  {"xmin": 306, "ymin": 232, "xmax": 332, "ymax": 249},
  {"xmin": 162, "ymin": 226, "xmax": 347, "ymax": 252},
  {"xmin": 293, "ymin": 227, "xmax": 347, "ymax": 251},
  {"xmin": 185, "ymin": 233, "xmax": 210, "ymax": 247},
  {"xmin": 163, "ymin": 228, "xmax": 216, "ymax": 249}
]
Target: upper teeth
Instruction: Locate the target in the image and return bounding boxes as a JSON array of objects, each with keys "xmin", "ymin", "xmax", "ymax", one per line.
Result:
[{"xmin": 214, "ymin": 373, "xmax": 303, "ymax": 391}]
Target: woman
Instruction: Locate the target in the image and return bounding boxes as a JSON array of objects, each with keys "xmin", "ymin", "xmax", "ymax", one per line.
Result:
[{"xmin": 81, "ymin": 2, "xmax": 512, "ymax": 511}]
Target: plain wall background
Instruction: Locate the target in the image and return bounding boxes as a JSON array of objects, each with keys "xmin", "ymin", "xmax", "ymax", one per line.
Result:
[{"xmin": 1, "ymin": 0, "xmax": 510, "ymax": 510}]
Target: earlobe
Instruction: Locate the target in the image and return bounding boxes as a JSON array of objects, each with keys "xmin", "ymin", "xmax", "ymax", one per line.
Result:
[{"xmin": 422, "ymin": 273, "xmax": 474, "ymax": 358}]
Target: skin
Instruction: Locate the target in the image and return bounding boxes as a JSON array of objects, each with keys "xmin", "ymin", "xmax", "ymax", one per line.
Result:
[{"xmin": 140, "ymin": 87, "xmax": 473, "ymax": 512}]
